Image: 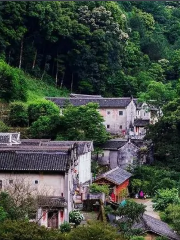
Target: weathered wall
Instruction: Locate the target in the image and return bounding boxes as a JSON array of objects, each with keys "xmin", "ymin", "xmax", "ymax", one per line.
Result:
[
  {"xmin": 78, "ymin": 151, "xmax": 91, "ymax": 183},
  {"xmin": 0, "ymin": 172, "xmax": 65, "ymax": 196},
  {"xmin": 118, "ymin": 142, "xmax": 138, "ymax": 169}
]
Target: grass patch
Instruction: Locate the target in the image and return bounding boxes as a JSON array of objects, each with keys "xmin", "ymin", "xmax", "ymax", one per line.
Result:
[{"xmin": 26, "ymin": 74, "xmax": 69, "ymax": 101}]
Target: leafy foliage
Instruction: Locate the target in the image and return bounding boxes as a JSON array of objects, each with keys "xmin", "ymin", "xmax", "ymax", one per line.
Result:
[
  {"xmin": 9, "ymin": 102, "xmax": 28, "ymax": 127},
  {"xmin": 58, "ymin": 103, "xmax": 110, "ymax": 145},
  {"xmin": 161, "ymin": 204, "xmax": 180, "ymax": 234},
  {"xmin": 69, "ymin": 210, "xmax": 83, "ymax": 226},
  {"xmin": 0, "ymin": 220, "xmax": 65, "ymax": 240},
  {"xmin": 0, "ymin": 120, "xmax": 8, "ymax": 132},
  {"xmin": 60, "ymin": 221, "xmax": 71, "ymax": 233},
  {"xmin": 152, "ymin": 188, "xmax": 180, "ymax": 211},
  {"xmin": 89, "ymin": 183, "xmax": 109, "ymax": 195},
  {"xmin": 68, "ymin": 221, "xmax": 123, "ymax": 240},
  {"xmin": 28, "ymin": 99, "xmax": 59, "ymax": 124}
]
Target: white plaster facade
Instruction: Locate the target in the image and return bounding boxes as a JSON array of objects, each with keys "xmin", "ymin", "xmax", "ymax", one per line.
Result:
[{"xmin": 99, "ymin": 100, "xmax": 137, "ymax": 135}]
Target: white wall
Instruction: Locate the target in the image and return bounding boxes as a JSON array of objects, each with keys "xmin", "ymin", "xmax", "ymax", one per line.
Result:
[
  {"xmin": 0, "ymin": 172, "xmax": 65, "ymax": 196},
  {"xmin": 78, "ymin": 151, "xmax": 91, "ymax": 183}
]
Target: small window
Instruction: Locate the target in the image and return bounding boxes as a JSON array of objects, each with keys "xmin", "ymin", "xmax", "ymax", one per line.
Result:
[
  {"xmin": 120, "ymin": 125, "xmax": 122, "ymax": 129},
  {"xmin": 35, "ymin": 180, "xmax": 39, "ymax": 184},
  {"xmin": 0, "ymin": 180, "xmax": 2, "ymax": 190},
  {"xmin": 107, "ymin": 125, "xmax": 110, "ymax": 129},
  {"xmin": 107, "ymin": 111, "xmax": 111, "ymax": 115},
  {"xmin": 119, "ymin": 111, "xmax": 123, "ymax": 116},
  {"xmin": 9, "ymin": 180, "xmax": 13, "ymax": 184}
]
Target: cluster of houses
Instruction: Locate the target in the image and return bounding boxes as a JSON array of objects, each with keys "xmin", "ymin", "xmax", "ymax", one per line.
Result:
[
  {"xmin": 46, "ymin": 94, "xmax": 159, "ymax": 138},
  {"xmin": 0, "ymin": 95, "xmax": 178, "ymax": 240}
]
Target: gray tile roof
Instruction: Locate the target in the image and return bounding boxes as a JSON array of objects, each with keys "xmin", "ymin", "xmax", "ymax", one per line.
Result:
[
  {"xmin": 95, "ymin": 167, "xmax": 132, "ymax": 185},
  {"xmin": 20, "ymin": 139, "xmax": 50, "ymax": 146},
  {"xmin": 38, "ymin": 196, "xmax": 67, "ymax": 208},
  {"xmin": 133, "ymin": 214, "xmax": 180, "ymax": 240},
  {"xmin": 0, "ymin": 151, "xmax": 69, "ymax": 171},
  {"xmin": 46, "ymin": 97, "xmax": 132, "ymax": 108},
  {"xmin": 41, "ymin": 141, "xmax": 93, "ymax": 155},
  {"xmin": 70, "ymin": 93, "xmax": 103, "ymax": 98},
  {"xmin": 102, "ymin": 140, "xmax": 127, "ymax": 150},
  {"xmin": 134, "ymin": 119, "xmax": 150, "ymax": 127}
]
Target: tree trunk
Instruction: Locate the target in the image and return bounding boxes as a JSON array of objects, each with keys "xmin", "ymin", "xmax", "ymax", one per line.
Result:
[
  {"xmin": 19, "ymin": 38, "xmax": 24, "ymax": 69},
  {"xmin": 55, "ymin": 60, "xmax": 58, "ymax": 86},
  {"xmin": 71, "ymin": 73, "xmax": 74, "ymax": 93},
  {"xmin": 60, "ymin": 72, "xmax": 65, "ymax": 89},
  {"xmin": 32, "ymin": 50, "xmax": 37, "ymax": 69},
  {"xmin": 8, "ymin": 50, "xmax": 11, "ymax": 65}
]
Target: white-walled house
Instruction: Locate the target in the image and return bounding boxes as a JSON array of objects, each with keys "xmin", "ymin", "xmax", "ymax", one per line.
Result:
[
  {"xmin": 0, "ymin": 134, "xmax": 93, "ymax": 228},
  {"xmin": 46, "ymin": 96, "xmax": 137, "ymax": 136}
]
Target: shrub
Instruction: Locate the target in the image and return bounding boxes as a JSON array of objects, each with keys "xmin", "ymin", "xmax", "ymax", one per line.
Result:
[
  {"xmin": 89, "ymin": 183, "xmax": 109, "ymax": 195},
  {"xmin": 0, "ymin": 120, "xmax": 8, "ymax": 132},
  {"xmin": 0, "ymin": 60, "xmax": 27, "ymax": 102},
  {"xmin": 68, "ymin": 221, "xmax": 123, "ymax": 240},
  {"xmin": 9, "ymin": 102, "xmax": 28, "ymax": 127},
  {"xmin": 28, "ymin": 99, "xmax": 59, "ymax": 124},
  {"xmin": 69, "ymin": 210, "xmax": 83, "ymax": 226},
  {"xmin": 60, "ymin": 221, "xmax": 71, "ymax": 233},
  {"xmin": 29, "ymin": 115, "xmax": 60, "ymax": 139},
  {"xmin": 152, "ymin": 188, "xmax": 180, "ymax": 211},
  {"xmin": 0, "ymin": 220, "xmax": 66, "ymax": 240}
]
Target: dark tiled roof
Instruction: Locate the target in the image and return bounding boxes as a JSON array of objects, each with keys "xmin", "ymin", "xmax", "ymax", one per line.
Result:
[
  {"xmin": 134, "ymin": 119, "xmax": 150, "ymax": 127},
  {"xmin": 41, "ymin": 141, "xmax": 93, "ymax": 155},
  {"xmin": 38, "ymin": 196, "xmax": 67, "ymax": 208},
  {"xmin": 95, "ymin": 167, "xmax": 132, "ymax": 185},
  {"xmin": 70, "ymin": 93, "xmax": 103, "ymax": 98},
  {"xmin": 133, "ymin": 214, "xmax": 180, "ymax": 240},
  {"xmin": 102, "ymin": 140, "xmax": 127, "ymax": 150},
  {"xmin": 0, "ymin": 151, "xmax": 69, "ymax": 171},
  {"xmin": 21, "ymin": 139, "xmax": 50, "ymax": 146},
  {"xmin": 46, "ymin": 97, "xmax": 132, "ymax": 108}
]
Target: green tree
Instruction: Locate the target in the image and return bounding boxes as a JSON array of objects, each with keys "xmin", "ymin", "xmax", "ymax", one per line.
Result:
[
  {"xmin": 28, "ymin": 99, "xmax": 59, "ymax": 124},
  {"xmin": 153, "ymin": 188, "xmax": 180, "ymax": 211},
  {"xmin": 9, "ymin": 102, "xmax": 28, "ymax": 127},
  {"xmin": 0, "ymin": 120, "xmax": 8, "ymax": 132},
  {"xmin": 68, "ymin": 221, "xmax": 123, "ymax": 240},
  {"xmin": 58, "ymin": 103, "xmax": 110, "ymax": 145}
]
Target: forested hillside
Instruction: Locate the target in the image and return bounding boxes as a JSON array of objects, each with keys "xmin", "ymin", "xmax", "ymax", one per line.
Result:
[
  {"xmin": 1, "ymin": 1, "xmax": 180, "ymax": 169},
  {"xmin": 1, "ymin": 1, "xmax": 180, "ymax": 98}
]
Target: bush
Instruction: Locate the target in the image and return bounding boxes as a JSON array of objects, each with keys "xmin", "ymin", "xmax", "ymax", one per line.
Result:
[
  {"xmin": 29, "ymin": 115, "xmax": 60, "ymax": 139},
  {"xmin": 89, "ymin": 183, "xmax": 109, "ymax": 195},
  {"xmin": 68, "ymin": 221, "xmax": 123, "ymax": 240},
  {"xmin": 0, "ymin": 60, "xmax": 27, "ymax": 102},
  {"xmin": 152, "ymin": 188, "xmax": 180, "ymax": 211},
  {"xmin": 0, "ymin": 220, "xmax": 66, "ymax": 240},
  {"xmin": 69, "ymin": 210, "xmax": 83, "ymax": 226},
  {"xmin": 60, "ymin": 221, "xmax": 71, "ymax": 233},
  {"xmin": 130, "ymin": 236, "xmax": 145, "ymax": 240},
  {"xmin": 28, "ymin": 99, "xmax": 59, "ymax": 124},
  {"xmin": 9, "ymin": 102, "xmax": 28, "ymax": 127},
  {"xmin": 0, "ymin": 120, "xmax": 8, "ymax": 132}
]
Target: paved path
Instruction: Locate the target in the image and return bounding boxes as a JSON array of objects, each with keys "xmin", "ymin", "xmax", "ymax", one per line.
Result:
[{"xmin": 133, "ymin": 199, "xmax": 160, "ymax": 219}]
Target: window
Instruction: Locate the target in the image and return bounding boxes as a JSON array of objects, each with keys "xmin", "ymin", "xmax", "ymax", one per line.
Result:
[
  {"xmin": 120, "ymin": 125, "xmax": 122, "ymax": 129},
  {"xmin": 107, "ymin": 125, "xmax": 110, "ymax": 129},
  {"xmin": 0, "ymin": 180, "xmax": 2, "ymax": 190},
  {"xmin": 35, "ymin": 180, "xmax": 39, "ymax": 184},
  {"xmin": 119, "ymin": 111, "xmax": 123, "ymax": 116},
  {"xmin": 107, "ymin": 111, "xmax": 111, "ymax": 115},
  {"xmin": 9, "ymin": 180, "xmax": 13, "ymax": 184}
]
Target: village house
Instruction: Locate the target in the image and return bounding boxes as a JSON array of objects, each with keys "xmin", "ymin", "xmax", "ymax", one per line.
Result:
[
  {"xmin": 98, "ymin": 138, "xmax": 154, "ymax": 169},
  {"xmin": 0, "ymin": 133, "xmax": 93, "ymax": 228},
  {"xmin": 132, "ymin": 214, "xmax": 180, "ymax": 240},
  {"xmin": 93, "ymin": 167, "xmax": 132, "ymax": 203},
  {"xmin": 46, "ymin": 95, "xmax": 158, "ymax": 138}
]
